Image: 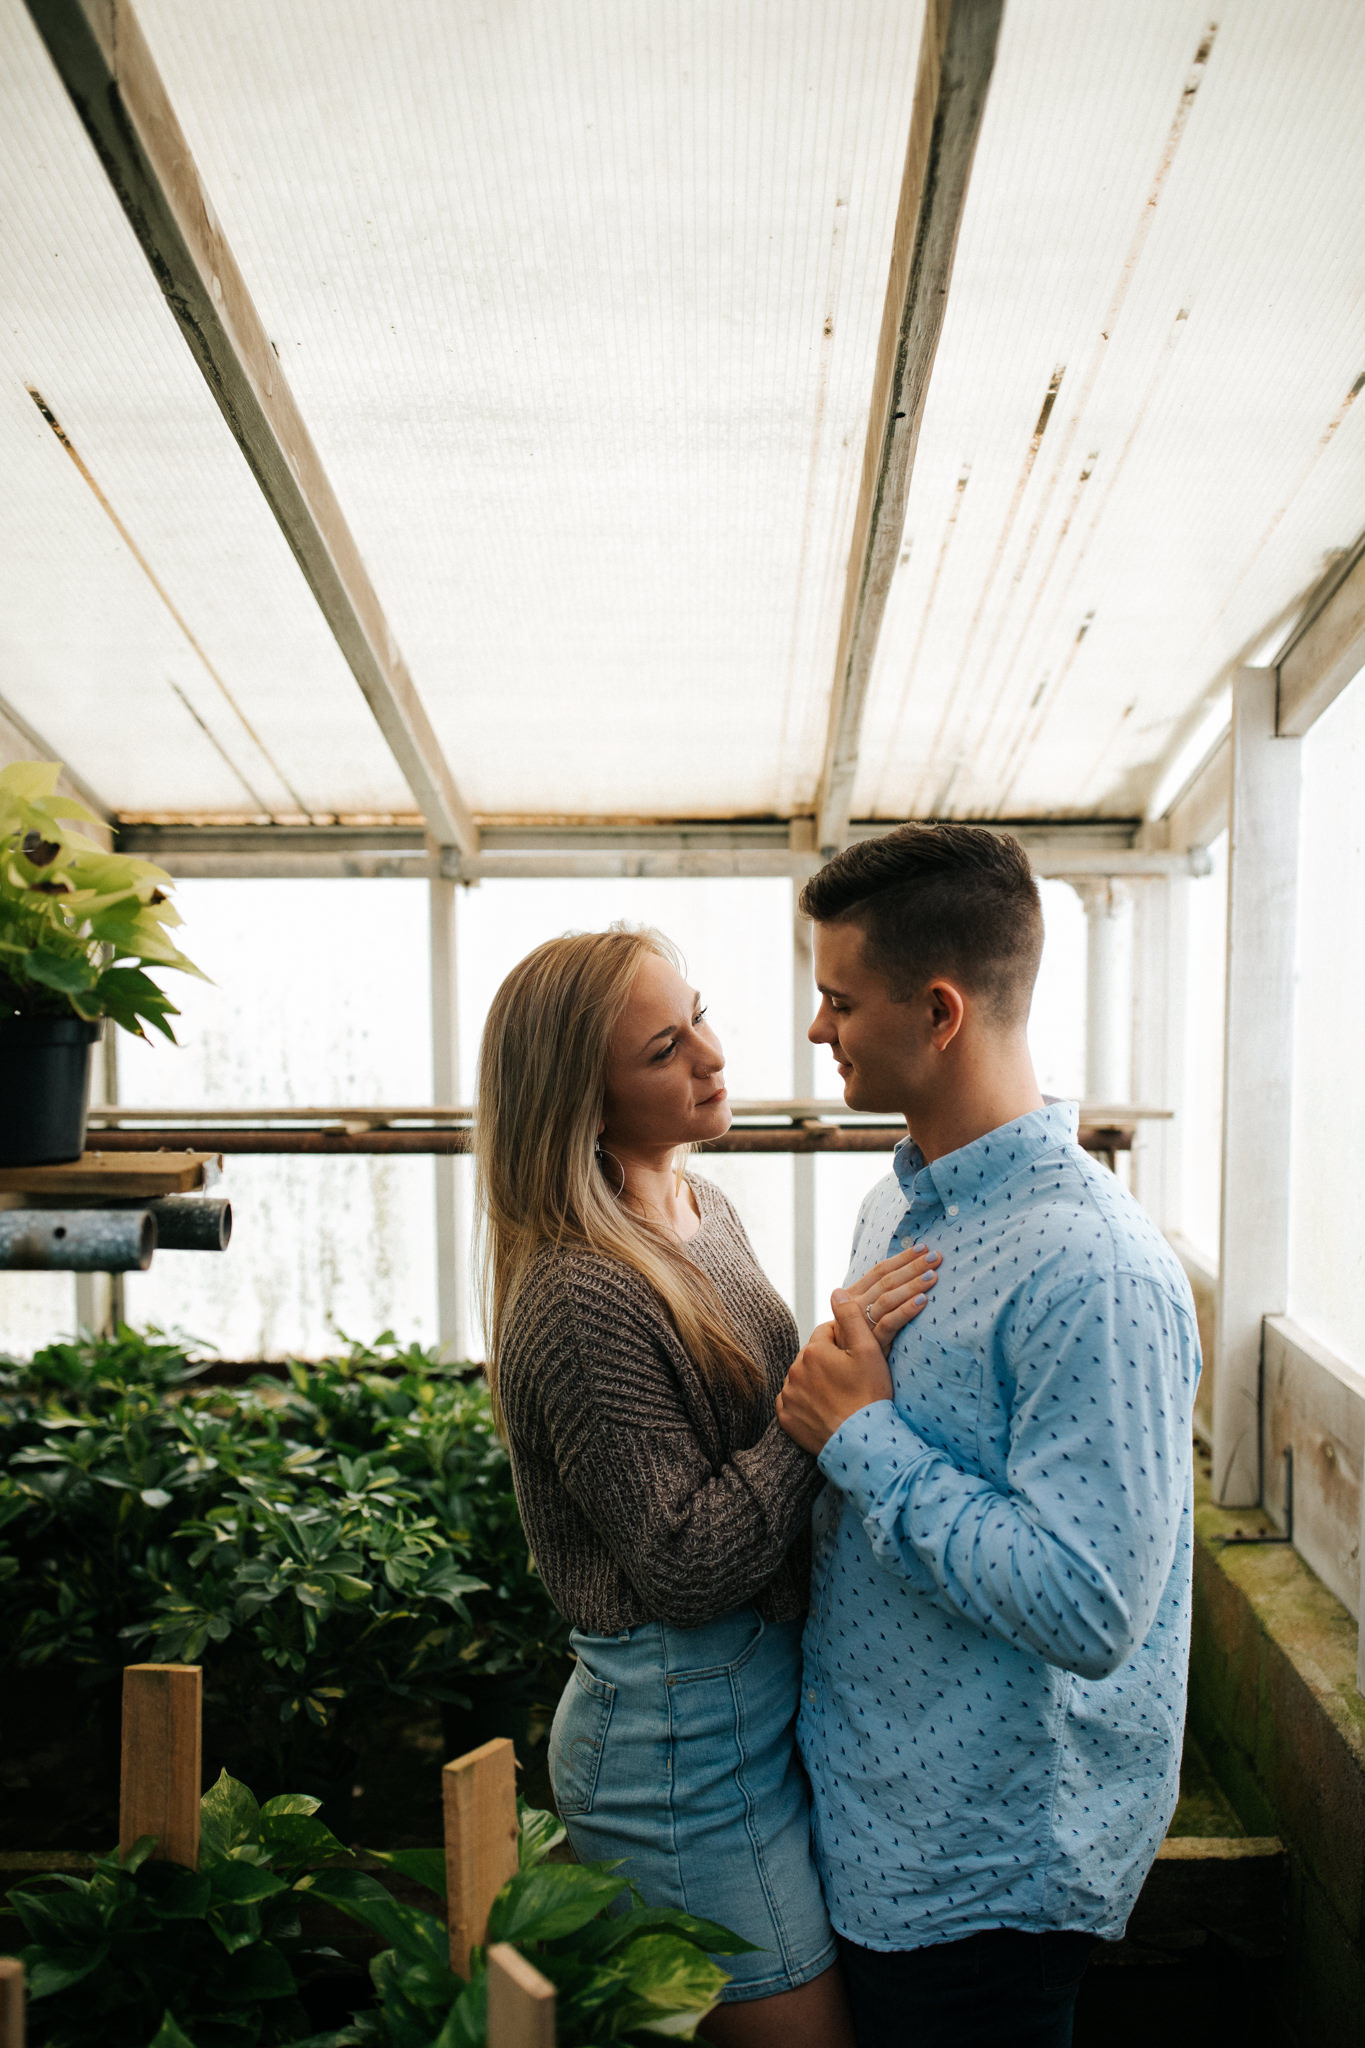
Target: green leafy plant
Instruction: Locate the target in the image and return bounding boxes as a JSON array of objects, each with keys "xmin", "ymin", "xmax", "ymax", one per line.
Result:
[
  {"xmin": 0, "ymin": 759, "xmax": 203, "ymax": 1039},
  {"xmin": 4, "ymin": 1789, "xmax": 745, "ymax": 2048},
  {"xmin": 297, "ymin": 1800, "xmax": 748, "ymax": 2047},
  {"xmin": 5, "ymin": 1770, "xmax": 354, "ymax": 2048},
  {"xmin": 0, "ymin": 1330, "xmax": 572, "ymax": 1824}
]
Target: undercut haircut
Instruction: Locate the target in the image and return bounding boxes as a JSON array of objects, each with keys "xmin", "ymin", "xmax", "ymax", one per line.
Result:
[{"xmin": 800, "ymin": 823, "xmax": 1044, "ymax": 1027}]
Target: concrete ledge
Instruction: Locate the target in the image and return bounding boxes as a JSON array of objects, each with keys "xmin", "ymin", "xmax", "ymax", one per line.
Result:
[{"xmin": 1190, "ymin": 1447, "xmax": 1365, "ymax": 2039}]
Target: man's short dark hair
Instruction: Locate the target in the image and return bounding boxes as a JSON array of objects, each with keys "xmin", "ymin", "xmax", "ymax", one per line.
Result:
[{"xmin": 799, "ymin": 823, "xmax": 1043, "ymax": 1025}]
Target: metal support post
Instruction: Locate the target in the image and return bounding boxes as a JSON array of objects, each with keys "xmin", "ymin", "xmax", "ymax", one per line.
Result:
[
  {"xmin": 792, "ymin": 885, "xmax": 818, "ymax": 1339},
  {"xmin": 1077, "ymin": 879, "xmax": 1132, "ymax": 1106},
  {"xmin": 74, "ymin": 1024, "xmax": 122, "ymax": 1334},
  {"xmin": 429, "ymin": 877, "xmax": 470, "ymax": 1359},
  {"xmin": 1213, "ymin": 670, "xmax": 1300, "ymax": 1507},
  {"xmin": 1128, "ymin": 875, "xmax": 1183, "ymax": 1230}
]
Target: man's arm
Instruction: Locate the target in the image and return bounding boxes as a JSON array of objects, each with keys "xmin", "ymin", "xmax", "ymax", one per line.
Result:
[{"xmin": 779, "ymin": 1278, "xmax": 1197, "ymax": 1679}]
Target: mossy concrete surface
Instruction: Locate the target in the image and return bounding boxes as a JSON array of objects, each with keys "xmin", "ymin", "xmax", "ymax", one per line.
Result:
[{"xmin": 1190, "ymin": 1447, "xmax": 1365, "ymax": 2043}]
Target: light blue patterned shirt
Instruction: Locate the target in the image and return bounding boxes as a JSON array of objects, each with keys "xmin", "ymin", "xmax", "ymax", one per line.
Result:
[{"xmin": 798, "ymin": 1100, "xmax": 1199, "ymax": 1951}]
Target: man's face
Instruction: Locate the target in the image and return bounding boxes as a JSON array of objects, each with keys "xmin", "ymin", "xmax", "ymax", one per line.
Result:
[{"xmin": 809, "ymin": 919, "xmax": 931, "ymax": 1114}]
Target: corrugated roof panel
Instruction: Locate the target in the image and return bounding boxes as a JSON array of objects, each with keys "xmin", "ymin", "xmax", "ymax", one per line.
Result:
[
  {"xmin": 857, "ymin": 0, "xmax": 1365, "ymax": 820},
  {"xmin": 0, "ymin": 0, "xmax": 415, "ymax": 820},
  {"xmin": 132, "ymin": 0, "xmax": 924, "ymax": 818}
]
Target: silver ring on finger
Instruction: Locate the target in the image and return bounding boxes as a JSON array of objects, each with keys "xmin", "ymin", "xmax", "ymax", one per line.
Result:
[{"xmin": 864, "ymin": 1302, "xmax": 878, "ymax": 1329}]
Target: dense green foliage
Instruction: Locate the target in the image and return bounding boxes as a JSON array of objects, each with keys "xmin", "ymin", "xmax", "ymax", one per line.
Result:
[
  {"xmin": 7, "ymin": 1771, "xmax": 353, "ymax": 2048},
  {"xmin": 299, "ymin": 1825, "xmax": 745, "ymax": 2047},
  {"xmin": 0, "ymin": 759, "xmax": 202, "ymax": 1039},
  {"xmin": 0, "ymin": 1328, "xmax": 571, "ymax": 1776},
  {"xmin": 7, "ymin": 1779, "xmax": 741, "ymax": 2048}
]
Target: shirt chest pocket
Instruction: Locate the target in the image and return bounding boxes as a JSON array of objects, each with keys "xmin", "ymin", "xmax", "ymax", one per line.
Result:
[{"xmin": 896, "ymin": 1338, "xmax": 984, "ymax": 1466}]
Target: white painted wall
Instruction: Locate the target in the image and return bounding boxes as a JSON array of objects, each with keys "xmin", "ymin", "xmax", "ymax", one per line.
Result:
[
  {"xmin": 1290, "ymin": 676, "xmax": 1365, "ymax": 1375},
  {"xmin": 1176, "ymin": 830, "xmax": 1228, "ymax": 1261}
]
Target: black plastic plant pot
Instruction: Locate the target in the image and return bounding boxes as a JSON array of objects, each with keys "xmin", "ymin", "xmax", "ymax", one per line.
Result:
[{"xmin": 0, "ymin": 1014, "xmax": 101, "ymax": 1166}]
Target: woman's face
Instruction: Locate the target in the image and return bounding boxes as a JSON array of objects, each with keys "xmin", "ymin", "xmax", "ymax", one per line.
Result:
[{"xmin": 600, "ymin": 952, "xmax": 732, "ymax": 1153}]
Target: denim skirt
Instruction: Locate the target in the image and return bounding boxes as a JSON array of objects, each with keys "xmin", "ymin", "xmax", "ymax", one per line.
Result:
[{"xmin": 549, "ymin": 1605, "xmax": 836, "ymax": 2004}]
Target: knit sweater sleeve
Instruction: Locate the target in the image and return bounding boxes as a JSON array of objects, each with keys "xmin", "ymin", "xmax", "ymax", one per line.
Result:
[{"xmin": 519, "ymin": 1262, "xmax": 821, "ymax": 1629}]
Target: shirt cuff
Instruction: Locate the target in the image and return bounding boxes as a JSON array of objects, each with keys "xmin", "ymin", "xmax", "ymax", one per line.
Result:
[{"xmin": 818, "ymin": 1399, "xmax": 936, "ymax": 1519}]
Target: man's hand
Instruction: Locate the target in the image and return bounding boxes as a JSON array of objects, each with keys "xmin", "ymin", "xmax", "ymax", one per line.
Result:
[{"xmin": 777, "ymin": 1292, "xmax": 895, "ymax": 1455}]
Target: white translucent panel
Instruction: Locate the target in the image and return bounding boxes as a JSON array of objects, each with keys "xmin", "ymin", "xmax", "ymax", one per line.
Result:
[
  {"xmin": 858, "ymin": 0, "xmax": 1365, "ymax": 821},
  {"xmin": 0, "ymin": 3, "xmax": 412, "ymax": 820},
  {"xmin": 0, "ymin": 1273, "xmax": 79, "ymax": 1359},
  {"xmin": 1176, "ymin": 833, "xmax": 1228, "ymax": 1261},
  {"xmin": 122, "ymin": 1156, "xmax": 438, "ymax": 1362},
  {"xmin": 116, "ymin": 881, "xmax": 437, "ymax": 1357},
  {"xmin": 1030, "ymin": 881, "xmax": 1087, "ymax": 1102},
  {"xmin": 456, "ymin": 879, "xmax": 796, "ymax": 1101},
  {"xmin": 1290, "ymin": 681, "xmax": 1365, "ymax": 1373},
  {"xmin": 132, "ymin": 0, "xmax": 922, "ymax": 819}
]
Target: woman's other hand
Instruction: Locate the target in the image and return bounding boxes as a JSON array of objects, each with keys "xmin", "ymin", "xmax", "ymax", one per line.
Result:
[{"xmin": 844, "ymin": 1241, "xmax": 940, "ymax": 1357}]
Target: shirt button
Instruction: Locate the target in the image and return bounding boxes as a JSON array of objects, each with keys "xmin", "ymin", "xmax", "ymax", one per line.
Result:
[
  {"xmin": 806, "ymin": 1689, "xmax": 818, "ymax": 1704},
  {"xmin": 947, "ymin": 1204, "xmax": 959, "ymax": 1216}
]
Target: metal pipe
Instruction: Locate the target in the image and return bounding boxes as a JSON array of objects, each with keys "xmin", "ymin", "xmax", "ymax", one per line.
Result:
[
  {"xmin": 81, "ymin": 1124, "xmax": 1133, "ymax": 1158},
  {"xmin": 146, "ymin": 1196, "xmax": 233, "ymax": 1251},
  {"xmin": 0, "ymin": 1208, "xmax": 155, "ymax": 1271},
  {"xmin": 84, "ymin": 1098, "xmax": 1173, "ymax": 1125}
]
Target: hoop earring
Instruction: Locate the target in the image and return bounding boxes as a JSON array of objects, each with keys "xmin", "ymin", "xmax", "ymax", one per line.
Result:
[{"xmin": 595, "ymin": 1143, "xmax": 626, "ymax": 1198}]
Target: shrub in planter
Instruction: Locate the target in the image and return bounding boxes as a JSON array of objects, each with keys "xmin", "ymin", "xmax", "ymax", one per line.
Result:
[
  {"xmin": 6, "ymin": 1769, "xmax": 354, "ymax": 2048},
  {"xmin": 124, "ymin": 1464, "xmax": 486, "ymax": 1812},
  {"xmin": 0, "ymin": 1330, "xmax": 572, "ymax": 1834},
  {"xmin": 0, "ymin": 759, "xmax": 203, "ymax": 1163},
  {"xmin": 6, "ymin": 1787, "xmax": 744, "ymax": 2048},
  {"xmin": 298, "ymin": 1800, "xmax": 749, "ymax": 2047}
]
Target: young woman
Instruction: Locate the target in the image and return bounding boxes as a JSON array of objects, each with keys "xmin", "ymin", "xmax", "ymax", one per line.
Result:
[{"xmin": 475, "ymin": 926, "xmax": 938, "ymax": 2047}]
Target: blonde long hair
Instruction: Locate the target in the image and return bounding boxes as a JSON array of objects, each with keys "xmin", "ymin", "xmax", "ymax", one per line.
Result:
[{"xmin": 475, "ymin": 924, "xmax": 760, "ymax": 1425}]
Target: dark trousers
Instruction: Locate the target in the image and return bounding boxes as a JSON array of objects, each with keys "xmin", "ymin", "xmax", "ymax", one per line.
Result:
[{"xmin": 838, "ymin": 1928, "xmax": 1096, "ymax": 2048}]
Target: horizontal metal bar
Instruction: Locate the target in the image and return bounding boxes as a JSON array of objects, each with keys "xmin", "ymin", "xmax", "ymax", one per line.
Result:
[
  {"xmin": 86, "ymin": 1099, "xmax": 1170, "ymax": 1127},
  {"xmin": 0, "ymin": 1208, "xmax": 154, "ymax": 1270},
  {"xmin": 112, "ymin": 818, "xmax": 1198, "ymax": 882},
  {"xmin": 85, "ymin": 1124, "xmax": 1135, "ymax": 1158},
  {"xmin": 447, "ymin": 850, "xmax": 825, "ymax": 880}
]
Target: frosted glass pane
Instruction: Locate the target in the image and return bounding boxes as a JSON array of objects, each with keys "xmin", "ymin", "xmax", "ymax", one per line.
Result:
[
  {"xmin": 0, "ymin": 1274, "xmax": 79, "ymax": 1358},
  {"xmin": 1031, "ymin": 880, "xmax": 1087, "ymax": 1102},
  {"xmin": 457, "ymin": 879, "xmax": 795, "ymax": 1101},
  {"xmin": 1290, "ymin": 679, "xmax": 1365, "ymax": 1372},
  {"xmin": 1176, "ymin": 833, "xmax": 1227, "ymax": 1262},
  {"xmin": 117, "ymin": 880, "xmax": 437, "ymax": 1358}
]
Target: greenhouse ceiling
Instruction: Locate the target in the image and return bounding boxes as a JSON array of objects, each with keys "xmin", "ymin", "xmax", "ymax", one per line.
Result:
[{"xmin": 3, "ymin": 0, "xmax": 1365, "ymax": 854}]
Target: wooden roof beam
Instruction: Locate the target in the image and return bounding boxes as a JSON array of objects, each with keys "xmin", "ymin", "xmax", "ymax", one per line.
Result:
[
  {"xmin": 27, "ymin": 0, "xmax": 478, "ymax": 860},
  {"xmin": 815, "ymin": 0, "xmax": 1003, "ymax": 854}
]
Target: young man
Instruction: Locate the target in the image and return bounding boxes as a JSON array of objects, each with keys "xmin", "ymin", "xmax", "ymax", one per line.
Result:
[{"xmin": 776, "ymin": 824, "xmax": 1199, "ymax": 2048}]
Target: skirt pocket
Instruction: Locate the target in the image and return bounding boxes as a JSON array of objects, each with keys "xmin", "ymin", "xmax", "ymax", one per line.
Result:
[{"xmin": 549, "ymin": 1659, "xmax": 616, "ymax": 1818}]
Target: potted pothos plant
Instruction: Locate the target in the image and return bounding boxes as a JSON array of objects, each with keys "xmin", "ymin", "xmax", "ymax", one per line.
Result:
[{"xmin": 0, "ymin": 760, "xmax": 203, "ymax": 1166}]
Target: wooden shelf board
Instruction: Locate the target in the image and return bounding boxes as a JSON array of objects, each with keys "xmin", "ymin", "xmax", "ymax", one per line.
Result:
[{"xmin": 0, "ymin": 1151, "xmax": 221, "ymax": 1198}]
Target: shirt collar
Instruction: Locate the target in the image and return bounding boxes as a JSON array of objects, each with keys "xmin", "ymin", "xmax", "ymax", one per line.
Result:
[{"xmin": 892, "ymin": 1098, "xmax": 1080, "ymax": 1210}]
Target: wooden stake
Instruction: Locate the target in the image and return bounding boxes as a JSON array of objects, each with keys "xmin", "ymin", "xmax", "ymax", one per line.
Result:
[
  {"xmin": 0, "ymin": 1958, "xmax": 23, "ymax": 2048},
  {"xmin": 487, "ymin": 1944, "xmax": 555, "ymax": 2048},
  {"xmin": 443, "ymin": 1737, "xmax": 519, "ymax": 1973},
  {"xmin": 120, "ymin": 1663, "xmax": 202, "ymax": 1868}
]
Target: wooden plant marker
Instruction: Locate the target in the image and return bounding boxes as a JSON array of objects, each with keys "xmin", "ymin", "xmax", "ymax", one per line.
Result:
[
  {"xmin": 120, "ymin": 1664, "xmax": 202, "ymax": 1868},
  {"xmin": 487, "ymin": 1943, "xmax": 555, "ymax": 2048},
  {"xmin": 0, "ymin": 1957, "xmax": 23, "ymax": 2048},
  {"xmin": 443, "ymin": 1737, "xmax": 519, "ymax": 1973}
]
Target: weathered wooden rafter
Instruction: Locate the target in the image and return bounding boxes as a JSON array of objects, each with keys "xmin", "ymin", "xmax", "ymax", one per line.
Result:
[
  {"xmin": 26, "ymin": 0, "xmax": 477, "ymax": 857},
  {"xmin": 815, "ymin": 0, "xmax": 1004, "ymax": 852}
]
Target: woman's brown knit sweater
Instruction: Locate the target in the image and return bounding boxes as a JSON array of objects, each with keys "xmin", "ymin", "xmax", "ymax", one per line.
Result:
[{"xmin": 498, "ymin": 1176, "xmax": 822, "ymax": 1633}]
